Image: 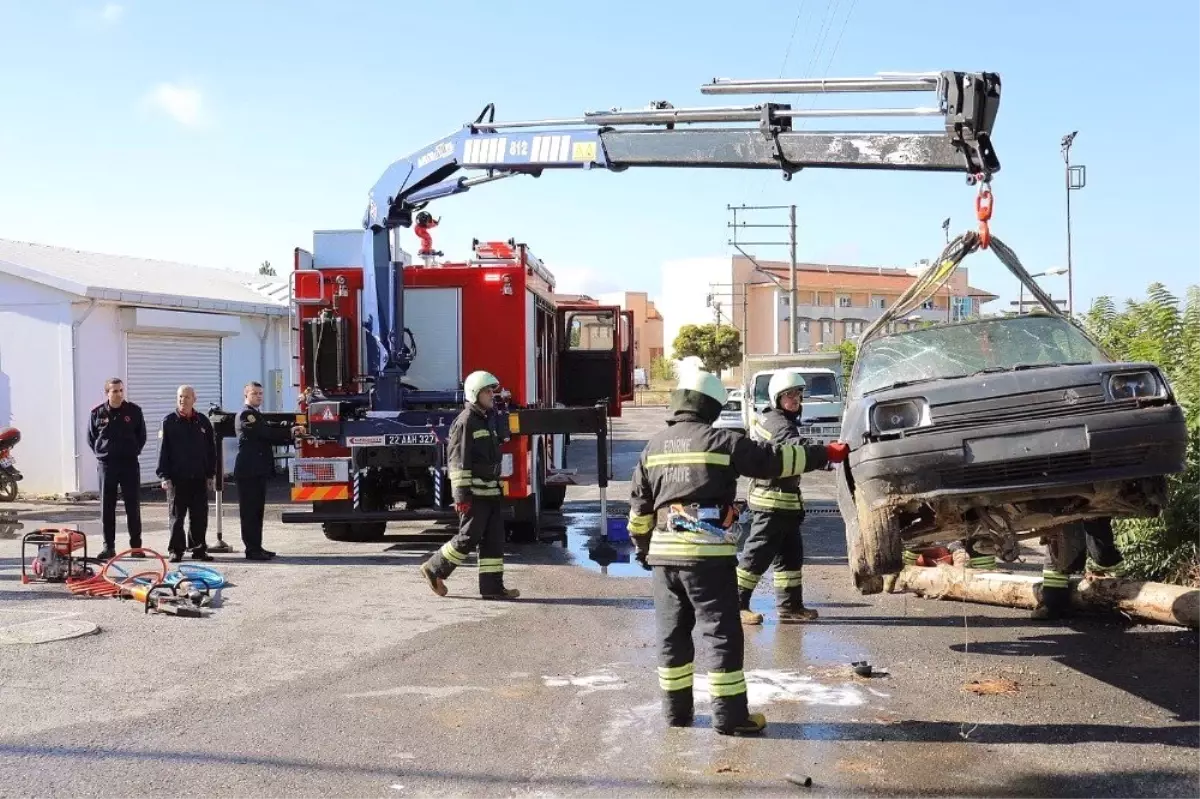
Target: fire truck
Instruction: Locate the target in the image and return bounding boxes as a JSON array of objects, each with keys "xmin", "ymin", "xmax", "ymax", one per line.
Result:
[
  {"xmin": 282, "ymin": 236, "xmax": 632, "ymax": 542},
  {"xmin": 212, "ymin": 69, "xmax": 1002, "ymax": 545}
]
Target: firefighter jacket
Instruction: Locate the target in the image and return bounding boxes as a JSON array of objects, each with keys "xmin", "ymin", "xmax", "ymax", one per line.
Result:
[
  {"xmin": 746, "ymin": 408, "xmax": 829, "ymax": 513},
  {"xmin": 87, "ymin": 401, "xmax": 147, "ymax": 465},
  {"xmin": 233, "ymin": 405, "xmax": 293, "ymax": 480},
  {"xmin": 627, "ymin": 407, "xmax": 810, "ymax": 567},
  {"xmin": 156, "ymin": 410, "xmax": 217, "ymax": 482},
  {"xmin": 448, "ymin": 404, "xmax": 502, "ymax": 503}
]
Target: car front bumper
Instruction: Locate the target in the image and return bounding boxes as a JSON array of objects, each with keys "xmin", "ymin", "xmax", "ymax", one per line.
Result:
[{"xmin": 849, "ymin": 404, "xmax": 1188, "ymax": 510}]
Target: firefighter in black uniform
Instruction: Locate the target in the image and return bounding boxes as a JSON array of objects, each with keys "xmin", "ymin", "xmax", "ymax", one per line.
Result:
[
  {"xmin": 737, "ymin": 371, "xmax": 838, "ymax": 625},
  {"xmin": 234, "ymin": 381, "xmax": 301, "ymax": 561},
  {"xmin": 156, "ymin": 385, "xmax": 216, "ymax": 563},
  {"xmin": 420, "ymin": 370, "xmax": 520, "ymax": 600},
  {"xmin": 627, "ymin": 370, "xmax": 847, "ymax": 736},
  {"xmin": 86, "ymin": 377, "xmax": 147, "ymax": 560}
]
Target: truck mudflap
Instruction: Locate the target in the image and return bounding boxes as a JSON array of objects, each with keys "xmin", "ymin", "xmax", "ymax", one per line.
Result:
[{"xmin": 291, "ymin": 484, "xmax": 350, "ymax": 502}]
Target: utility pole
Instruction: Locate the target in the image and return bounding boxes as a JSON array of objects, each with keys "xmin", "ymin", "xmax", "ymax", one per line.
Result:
[
  {"xmin": 1061, "ymin": 131, "xmax": 1086, "ymax": 316},
  {"xmin": 727, "ymin": 204, "xmax": 800, "ymax": 354},
  {"xmin": 942, "ymin": 217, "xmax": 950, "ymax": 244}
]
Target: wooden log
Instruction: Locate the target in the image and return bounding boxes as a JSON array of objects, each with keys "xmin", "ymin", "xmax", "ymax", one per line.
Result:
[{"xmin": 895, "ymin": 566, "xmax": 1200, "ymax": 628}]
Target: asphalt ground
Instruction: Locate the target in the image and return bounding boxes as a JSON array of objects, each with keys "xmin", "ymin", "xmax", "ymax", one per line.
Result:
[{"xmin": 0, "ymin": 407, "xmax": 1196, "ymax": 798}]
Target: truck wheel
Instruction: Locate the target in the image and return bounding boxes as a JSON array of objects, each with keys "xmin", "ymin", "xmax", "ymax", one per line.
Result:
[
  {"xmin": 541, "ymin": 484, "xmax": 567, "ymax": 511},
  {"xmin": 0, "ymin": 473, "xmax": 16, "ymax": 502},
  {"xmin": 852, "ymin": 490, "xmax": 903, "ymax": 590},
  {"xmin": 322, "ymin": 521, "xmax": 387, "ymax": 542}
]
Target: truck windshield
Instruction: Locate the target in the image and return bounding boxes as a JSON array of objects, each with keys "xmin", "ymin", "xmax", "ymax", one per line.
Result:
[
  {"xmin": 753, "ymin": 372, "xmax": 841, "ymax": 405},
  {"xmin": 852, "ymin": 315, "xmax": 1111, "ymax": 398}
]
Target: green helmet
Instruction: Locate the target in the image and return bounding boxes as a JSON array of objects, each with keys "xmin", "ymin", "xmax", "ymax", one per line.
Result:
[
  {"xmin": 464, "ymin": 370, "xmax": 500, "ymax": 404},
  {"xmin": 767, "ymin": 370, "xmax": 806, "ymax": 408},
  {"xmin": 675, "ymin": 370, "xmax": 728, "ymax": 406}
]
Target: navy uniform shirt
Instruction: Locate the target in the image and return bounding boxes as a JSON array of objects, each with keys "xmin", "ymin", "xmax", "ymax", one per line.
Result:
[
  {"xmin": 87, "ymin": 401, "xmax": 147, "ymax": 465},
  {"xmin": 233, "ymin": 405, "xmax": 294, "ymax": 480},
  {"xmin": 156, "ymin": 410, "xmax": 216, "ymax": 482}
]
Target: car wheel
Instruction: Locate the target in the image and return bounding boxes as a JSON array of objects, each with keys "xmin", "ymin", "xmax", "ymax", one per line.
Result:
[
  {"xmin": 853, "ymin": 490, "xmax": 904, "ymax": 583},
  {"xmin": 1046, "ymin": 523, "xmax": 1087, "ymax": 573}
]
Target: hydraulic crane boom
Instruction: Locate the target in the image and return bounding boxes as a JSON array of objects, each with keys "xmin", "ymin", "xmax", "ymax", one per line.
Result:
[{"xmin": 356, "ymin": 70, "xmax": 1002, "ymax": 408}]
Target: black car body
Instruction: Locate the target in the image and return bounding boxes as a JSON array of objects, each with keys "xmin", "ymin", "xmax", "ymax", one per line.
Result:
[{"xmin": 836, "ymin": 313, "xmax": 1187, "ymax": 593}]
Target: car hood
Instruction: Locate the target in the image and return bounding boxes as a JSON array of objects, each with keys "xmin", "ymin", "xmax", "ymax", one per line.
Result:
[{"xmin": 843, "ymin": 362, "xmax": 1165, "ymax": 444}]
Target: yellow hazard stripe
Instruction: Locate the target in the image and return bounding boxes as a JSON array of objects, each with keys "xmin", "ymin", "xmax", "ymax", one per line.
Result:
[
  {"xmin": 707, "ymin": 670, "xmax": 747, "ymax": 698},
  {"xmin": 440, "ymin": 542, "xmax": 467, "ymax": 566},
  {"xmin": 779, "ymin": 444, "xmax": 807, "ymax": 477},
  {"xmin": 736, "ymin": 567, "xmax": 760, "ymax": 590},
  {"xmin": 645, "ymin": 452, "xmax": 731, "ymax": 468},
  {"xmin": 628, "ymin": 512, "xmax": 654, "ymax": 534},
  {"xmin": 658, "ymin": 663, "xmax": 695, "ymax": 692},
  {"xmin": 478, "ymin": 557, "xmax": 504, "ymax": 574},
  {"xmin": 774, "ymin": 569, "xmax": 803, "ymax": 588},
  {"xmin": 292, "ymin": 485, "xmax": 350, "ymax": 502},
  {"xmin": 747, "ymin": 487, "xmax": 803, "ymax": 511}
]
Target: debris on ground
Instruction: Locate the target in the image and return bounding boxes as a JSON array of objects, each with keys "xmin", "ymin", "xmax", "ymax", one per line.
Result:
[
  {"xmin": 785, "ymin": 773, "xmax": 813, "ymax": 788},
  {"xmin": 963, "ymin": 677, "xmax": 1020, "ymax": 695}
]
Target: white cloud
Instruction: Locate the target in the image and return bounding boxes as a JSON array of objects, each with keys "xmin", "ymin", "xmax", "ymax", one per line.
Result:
[
  {"xmin": 143, "ymin": 83, "xmax": 207, "ymax": 128},
  {"xmin": 101, "ymin": 3, "xmax": 124, "ymax": 23}
]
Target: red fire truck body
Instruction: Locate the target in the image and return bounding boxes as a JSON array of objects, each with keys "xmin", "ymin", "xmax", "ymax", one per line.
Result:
[{"xmin": 286, "ymin": 233, "xmax": 633, "ymax": 541}]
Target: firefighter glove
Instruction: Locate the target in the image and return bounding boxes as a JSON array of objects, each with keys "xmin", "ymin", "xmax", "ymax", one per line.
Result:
[
  {"xmin": 826, "ymin": 442, "xmax": 849, "ymax": 464},
  {"xmin": 454, "ymin": 501, "xmax": 471, "ymax": 515}
]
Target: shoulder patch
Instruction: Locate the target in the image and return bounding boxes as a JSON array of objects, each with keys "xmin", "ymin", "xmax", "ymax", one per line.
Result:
[{"xmin": 244, "ymin": 412, "xmax": 257, "ymax": 423}]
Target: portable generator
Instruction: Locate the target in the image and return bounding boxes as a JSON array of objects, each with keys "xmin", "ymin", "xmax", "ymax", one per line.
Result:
[{"xmin": 21, "ymin": 528, "xmax": 91, "ymax": 584}]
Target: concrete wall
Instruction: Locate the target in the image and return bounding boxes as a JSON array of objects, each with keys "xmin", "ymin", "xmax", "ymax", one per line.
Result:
[{"xmin": 0, "ymin": 272, "xmax": 76, "ymax": 496}]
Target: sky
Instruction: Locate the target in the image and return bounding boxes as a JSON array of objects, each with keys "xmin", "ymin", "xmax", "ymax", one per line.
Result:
[{"xmin": 1, "ymin": 0, "xmax": 1197, "ymax": 315}]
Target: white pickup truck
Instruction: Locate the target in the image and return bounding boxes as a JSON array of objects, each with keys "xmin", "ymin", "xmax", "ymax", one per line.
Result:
[{"xmin": 743, "ymin": 365, "xmax": 845, "ymax": 445}]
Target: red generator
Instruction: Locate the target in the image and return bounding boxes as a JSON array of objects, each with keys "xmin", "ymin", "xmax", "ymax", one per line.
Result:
[{"xmin": 283, "ymin": 234, "xmax": 634, "ymax": 543}]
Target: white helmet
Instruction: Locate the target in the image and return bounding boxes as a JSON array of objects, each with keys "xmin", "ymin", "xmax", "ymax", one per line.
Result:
[
  {"xmin": 463, "ymin": 370, "xmax": 500, "ymax": 404},
  {"xmin": 767, "ymin": 371, "xmax": 806, "ymax": 408},
  {"xmin": 676, "ymin": 370, "xmax": 728, "ymax": 406}
]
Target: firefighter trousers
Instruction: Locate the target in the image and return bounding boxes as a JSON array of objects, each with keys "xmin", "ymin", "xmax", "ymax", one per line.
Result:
[
  {"xmin": 425, "ymin": 498, "xmax": 508, "ymax": 595},
  {"xmin": 1042, "ymin": 518, "xmax": 1122, "ymax": 614},
  {"xmin": 653, "ymin": 560, "xmax": 749, "ymax": 733},
  {"xmin": 736, "ymin": 510, "xmax": 806, "ymax": 611}
]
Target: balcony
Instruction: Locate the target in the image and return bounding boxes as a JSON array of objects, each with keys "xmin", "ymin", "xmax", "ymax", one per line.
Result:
[{"xmin": 781, "ymin": 304, "xmax": 953, "ymax": 323}]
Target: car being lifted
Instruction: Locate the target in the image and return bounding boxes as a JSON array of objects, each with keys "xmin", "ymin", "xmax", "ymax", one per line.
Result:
[{"xmin": 836, "ymin": 237, "xmax": 1188, "ymax": 594}]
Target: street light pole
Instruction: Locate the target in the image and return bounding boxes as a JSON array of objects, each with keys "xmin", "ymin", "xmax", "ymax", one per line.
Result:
[{"xmin": 1061, "ymin": 131, "xmax": 1086, "ymax": 316}]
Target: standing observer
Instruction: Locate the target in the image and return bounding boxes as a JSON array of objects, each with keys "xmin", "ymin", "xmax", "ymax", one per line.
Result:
[
  {"xmin": 234, "ymin": 381, "xmax": 302, "ymax": 561},
  {"xmin": 86, "ymin": 377, "xmax": 147, "ymax": 560},
  {"xmin": 157, "ymin": 385, "xmax": 217, "ymax": 563}
]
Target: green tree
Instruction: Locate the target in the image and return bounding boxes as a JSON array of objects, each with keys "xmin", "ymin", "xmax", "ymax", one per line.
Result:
[
  {"xmin": 672, "ymin": 324, "xmax": 742, "ymax": 374},
  {"xmin": 835, "ymin": 339, "xmax": 857, "ymax": 386},
  {"xmin": 1083, "ymin": 283, "xmax": 1199, "ymax": 585},
  {"xmin": 649, "ymin": 356, "xmax": 676, "ymax": 384},
  {"xmin": 259, "ymin": 260, "xmax": 276, "ymax": 276}
]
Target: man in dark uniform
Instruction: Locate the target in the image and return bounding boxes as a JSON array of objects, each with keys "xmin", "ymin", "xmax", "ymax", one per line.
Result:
[
  {"xmin": 420, "ymin": 370, "xmax": 520, "ymax": 600},
  {"xmin": 86, "ymin": 377, "xmax": 147, "ymax": 560},
  {"xmin": 627, "ymin": 370, "xmax": 847, "ymax": 736},
  {"xmin": 234, "ymin": 381, "xmax": 301, "ymax": 561},
  {"xmin": 737, "ymin": 371, "xmax": 835, "ymax": 625},
  {"xmin": 156, "ymin": 385, "xmax": 217, "ymax": 563}
]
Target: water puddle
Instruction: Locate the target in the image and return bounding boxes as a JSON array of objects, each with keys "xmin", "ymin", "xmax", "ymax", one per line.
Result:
[{"xmin": 563, "ymin": 529, "xmax": 649, "ymax": 578}]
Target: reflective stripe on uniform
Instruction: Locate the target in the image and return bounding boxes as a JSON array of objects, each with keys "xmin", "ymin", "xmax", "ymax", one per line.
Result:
[
  {"xmin": 969, "ymin": 555, "xmax": 996, "ymax": 569},
  {"xmin": 774, "ymin": 569, "xmax": 803, "ymax": 589},
  {"xmin": 747, "ymin": 486, "xmax": 803, "ymax": 511},
  {"xmin": 779, "ymin": 444, "xmax": 807, "ymax": 478},
  {"xmin": 1042, "ymin": 568, "xmax": 1070, "ymax": 589},
  {"xmin": 645, "ymin": 452, "xmax": 731, "ymax": 468},
  {"xmin": 749, "ymin": 419, "xmax": 771, "ymax": 443},
  {"xmin": 472, "ymin": 429, "xmax": 491, "ymax": 439},
  {"xmin": 449, "ymin": 469, "xmax": 472, "ymax": 488},
  {"xmin": 736, "ymin": 567, "xmax": 760, "ymax": 590},
  {"xmin": 902, "ymin": 549, "xmax": 919, "ymax": 566},
  {"xmin": 707, "ymin": 669, "xmax": 747, "ymax": 698},
  {"xmin": 440, "ymin": 542, "xmax": 466, "ymax": 566},
  {"xmin": 649, "ymin": 529, "xmax": 736, "ymax": 559},
  {"xmin": 658, "ymin": 663, "xmax": 694, "ymax": 692},
  {"xmin": 627, "ymin": 512, "xmax": 655, "ymax": 535},
  {"xmin": 478, "ymin": 557, "xmax": 504, "ymax": 574}
]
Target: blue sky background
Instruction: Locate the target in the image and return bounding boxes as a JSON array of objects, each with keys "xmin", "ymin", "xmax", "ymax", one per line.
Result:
[{"xmin": 1, "ymin": 0, "xmax": 1197, "ymax": 313}]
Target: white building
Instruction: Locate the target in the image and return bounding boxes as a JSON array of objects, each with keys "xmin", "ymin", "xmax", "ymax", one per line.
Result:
[{"xmin": 0, "ymin": 239, "xmax": 292, "ymax": 497}]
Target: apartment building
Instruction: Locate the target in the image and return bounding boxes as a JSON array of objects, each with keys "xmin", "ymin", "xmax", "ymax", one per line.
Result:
[
  {"xmin": 724, "ymin": 255, "xmax": 999, "ymax": 355},
  {"xmin": 597, "ymin": 290, "xmax": 665, "ymax": 369}
]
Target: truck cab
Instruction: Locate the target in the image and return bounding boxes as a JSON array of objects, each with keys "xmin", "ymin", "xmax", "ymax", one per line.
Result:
[{"xmin": 745, "ymin": 367, "xmax": 844, "ymax": 445}]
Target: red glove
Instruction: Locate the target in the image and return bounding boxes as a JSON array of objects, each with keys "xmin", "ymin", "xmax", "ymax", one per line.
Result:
[
  {"xmin": 825, "ymin": 442, "xmax": 849, "ymax": 464},
  {"xmin": 454, "ymin": 501, "xmax": 471, "ymax": 515}
]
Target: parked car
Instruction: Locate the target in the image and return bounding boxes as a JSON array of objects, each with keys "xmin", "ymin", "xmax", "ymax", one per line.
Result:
[
  {"xmin": 714, "ymin": 393, "xmax": 746, "ymax": 431},
  {"xmin": 836, "ymin": 312, "xmax": 1188, "ymax": 594}
]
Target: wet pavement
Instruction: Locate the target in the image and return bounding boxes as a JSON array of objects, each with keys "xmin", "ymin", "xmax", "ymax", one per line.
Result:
[{"xmin": 0, "ymin": 407, "xmax": 1197, "ymax": 797}]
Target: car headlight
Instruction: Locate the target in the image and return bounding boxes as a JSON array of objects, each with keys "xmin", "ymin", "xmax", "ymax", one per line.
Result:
[
  {"xmin": 870, "ymin": 399, "xmax": 931, "ymax": 434},
  {"xmin": 1106, "ymin": 370, "xmax": 1167, "ymax": 401}
]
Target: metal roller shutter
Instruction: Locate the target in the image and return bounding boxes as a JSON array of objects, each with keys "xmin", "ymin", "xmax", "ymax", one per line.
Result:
[{"xmin": 126, "ymin": 334, "xmax": 223, "ymax": 484}]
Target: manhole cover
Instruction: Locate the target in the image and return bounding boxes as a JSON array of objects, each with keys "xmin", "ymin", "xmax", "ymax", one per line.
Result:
[{"xmin": 0, "ymin": 619, "xmax": 100, "ymax": 645}]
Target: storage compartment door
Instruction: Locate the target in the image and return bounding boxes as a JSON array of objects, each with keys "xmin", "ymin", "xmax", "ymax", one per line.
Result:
[{"xmin": 403, "ymin": 287, "xmax": 462, "ymax": 391}]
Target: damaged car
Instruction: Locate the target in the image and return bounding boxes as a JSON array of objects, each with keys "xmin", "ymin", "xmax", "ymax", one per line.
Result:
[{"xmin": 837, "ymin": 310, "xmax": 1188, "ymax": 594}]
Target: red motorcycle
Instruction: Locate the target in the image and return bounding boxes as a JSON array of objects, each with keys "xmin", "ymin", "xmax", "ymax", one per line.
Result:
[{"xmin": 0, "ymin": 427, "xmax": 22, "ymax": 502}]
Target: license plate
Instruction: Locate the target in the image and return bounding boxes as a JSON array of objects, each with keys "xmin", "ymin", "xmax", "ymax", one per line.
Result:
[
  {"xmin": 386, "ymin": 433, "xmax": 437, "ymax": 446},
  {"xmin": 965, "ymin": 427, "xmax": 1089, "ymax": 464}
]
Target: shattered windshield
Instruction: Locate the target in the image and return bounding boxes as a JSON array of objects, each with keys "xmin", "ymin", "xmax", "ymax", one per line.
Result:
[{"xmin": 852, "ymin": 315, "xmax": 1111, "ymax": 398}]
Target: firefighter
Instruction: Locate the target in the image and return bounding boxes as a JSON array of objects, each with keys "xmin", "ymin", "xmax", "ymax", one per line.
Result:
[
  {"xmin": 1036, "ymin": 517, "xmax": 1122, "ymax": 620},
  {"xmin": 736, "ymin": 372, "xmax": 835, "ymax": 626},
  {"xmin": 627, "ymin": 370, "xmax": 847, "ymax": 736},
  {"xmin": 86, "ymin": 377, "xmax": 147, "ymax": 561},
  {"xmin": 234, "ymin": 381, "xmax": 303, "ymax": 561},
  {"xmin": 420, "ymin": 370, "xmax": 520, "ymax": 600}
]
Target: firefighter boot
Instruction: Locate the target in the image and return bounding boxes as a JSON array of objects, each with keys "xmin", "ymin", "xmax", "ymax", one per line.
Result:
[
  {"xmin": 738, "ymin": 588, "xmax": 763, "ymax": 626},
  {"xmin": 419, "ymin": 562, "xmax": 448, "ymax": 597},
  {"xmin": 718, "ymin": 712, "xmax": 768, "ymax": 737},
  {"xmin": 482, "ymin": 587, "xmax": 521, "ymax": 600},
  {"xmin": 778, "ymin": 606, "xmax": 819, "ymax": 624}
]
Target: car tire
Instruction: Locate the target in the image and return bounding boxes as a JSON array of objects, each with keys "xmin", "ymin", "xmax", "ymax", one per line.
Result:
[
  {"xmin": 322, "ymin": 521, "xmax": 387, "ymax": 542},
  {"xmin": 1046, "ymin": 523, "xmax": 1087, "ymax": 573},
  {"xmin": 854, "ymin": 490, "xmax": 904, "ymax": 585}
]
